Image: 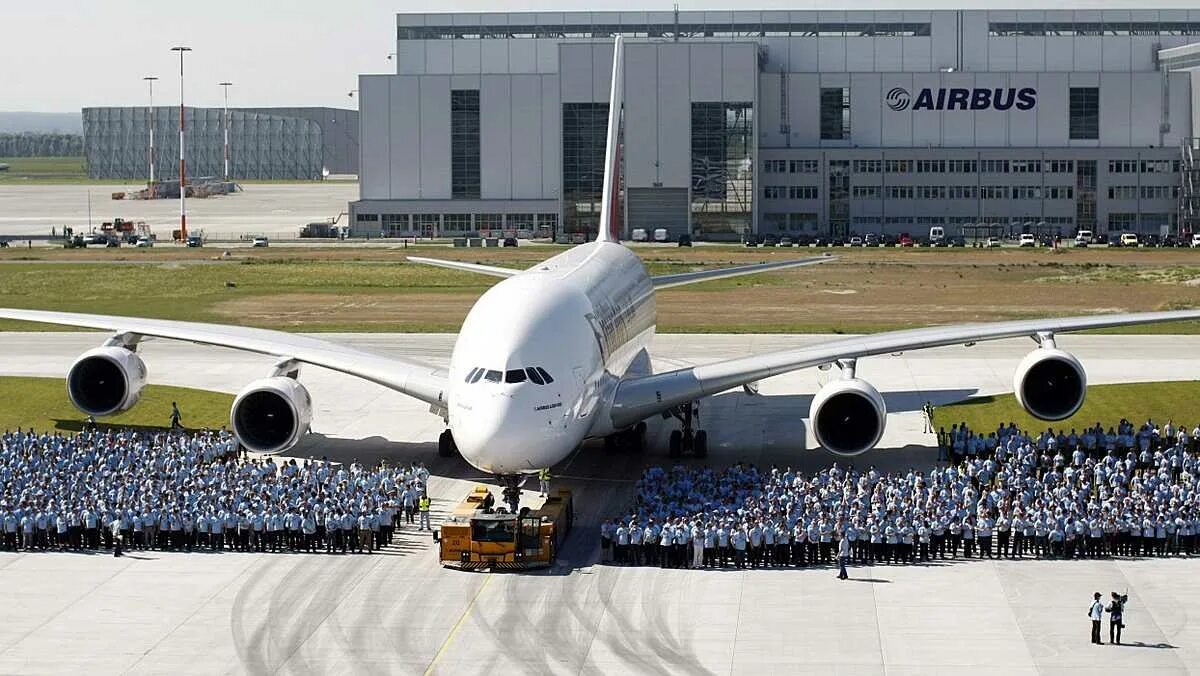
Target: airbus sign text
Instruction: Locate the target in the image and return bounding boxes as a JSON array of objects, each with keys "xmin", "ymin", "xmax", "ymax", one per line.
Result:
[{"xmin": 887, "ymin": 87, "xmax": 1037, "ymax": 112}]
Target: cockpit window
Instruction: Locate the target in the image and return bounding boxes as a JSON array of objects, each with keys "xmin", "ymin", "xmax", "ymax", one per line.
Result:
[
  {"xmin": 536, "ymin": 367, "xmax": 554, "ymax": 384},
  {"xmin": 525, "ymin": 367, "xmax": 544, "ymax": 385},
  {"xmin": 505, "ymin": 369, "xmax": 527, "ymax": 384},
  {"xmin": 464, "ymin": 368, "xmax": 479, "ymax": 383},
  {"xmin": 483, "ymin": 370, "xmax": 502, "ymax": 383},
  {"xmin": 469, "ymin": 368, "xmax": 485, "ymax": 384}
]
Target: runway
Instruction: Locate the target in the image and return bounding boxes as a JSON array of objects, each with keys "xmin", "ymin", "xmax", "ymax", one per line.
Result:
[{"xmin": 0, "ymin": 332, "xmax": 1198, "ymax": 674}]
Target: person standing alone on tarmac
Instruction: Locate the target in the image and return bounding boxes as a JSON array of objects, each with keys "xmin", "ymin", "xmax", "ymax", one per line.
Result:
[
  {"xmin": 922, "ymin": 401, "xmax": 935, "ymax": 434},
  {"xmin": 837, "ymin": 532, "xmax": 850, "ymax": 580},
  {"xmin": 169, "ymin": 402, "xmax": 182, "ymax": 430},
  {"xmin": 1089, "ymin": 592, "xmax": 1105, "ymax": 644}
]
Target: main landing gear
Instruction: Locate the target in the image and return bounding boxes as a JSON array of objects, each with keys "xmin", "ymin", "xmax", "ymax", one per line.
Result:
[
  {"xmin": 667, "ymin": 401, "xmax": 707, "ymax": 459},
  {"xmin": 604, "ymin": 421, "xmax": 648, "ymax": 453},
  {"xmin": 437, "ymin": 429, "xmax": 458, "ymax": 458}
]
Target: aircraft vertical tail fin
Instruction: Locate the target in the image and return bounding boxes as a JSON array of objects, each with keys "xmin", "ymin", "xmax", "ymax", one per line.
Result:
[{"xmin": 596, "ymin": 36, "xmax": 624, "ymax": 244}]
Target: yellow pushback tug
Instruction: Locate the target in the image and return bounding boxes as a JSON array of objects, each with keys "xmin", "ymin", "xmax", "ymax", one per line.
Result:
[{"xmin": 435, "ymin": 486, "xmax": 573, "ymax": 571}]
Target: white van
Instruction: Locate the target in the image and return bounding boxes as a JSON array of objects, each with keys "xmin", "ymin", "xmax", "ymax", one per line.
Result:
[
  {"xmin": 630, "ymin": 228, "xmax": 648, "ymax": 242},
  {"xmin": 1191, "ymin": 233, "xmax": 1200, "ymax": 248},
  {"xmin": 653, "ymin": 228, "xmax": 669, "ymax": 243},
  {"xmin": 1075, "ymin": 229, "xmax": 1092, "ymax": 247},
  {"xmin": 1120, "ymin": 232, "xmax": 1139, "ymax": 247},
  {"xmin": 928, "ymin": 226, "xmax": 945, "ymax": 244}
]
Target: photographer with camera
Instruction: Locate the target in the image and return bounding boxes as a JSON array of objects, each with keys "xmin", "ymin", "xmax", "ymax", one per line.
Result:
[{"xmin": 1106, "ymin": 592, "xmax": 1127, "ymax": 645}]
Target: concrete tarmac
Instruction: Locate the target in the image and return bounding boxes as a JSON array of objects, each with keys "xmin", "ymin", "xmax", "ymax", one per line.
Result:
[{"xmin": 0, "ymin": 332, "xmax": 1198, "ymax": 674}]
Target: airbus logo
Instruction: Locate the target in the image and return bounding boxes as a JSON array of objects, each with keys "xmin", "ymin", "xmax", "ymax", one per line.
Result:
[
  {"xmin": 885, "ymin": 87, "xmax": 911, "ymax": 112},
  {"xmin": 885, "ymin": 87, "xmax": 1037, "ymax": 112}
]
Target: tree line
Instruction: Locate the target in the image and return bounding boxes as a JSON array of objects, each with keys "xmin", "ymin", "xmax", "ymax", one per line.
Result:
[{"xmin": 0, "ymin": 133, "xmax": 83, "ymax": 157}]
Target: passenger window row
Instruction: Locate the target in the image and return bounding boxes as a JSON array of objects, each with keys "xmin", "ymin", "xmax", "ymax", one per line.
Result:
[{"xmin": 464, "ymin": 366, "xmax": 554, "ymax": 385}]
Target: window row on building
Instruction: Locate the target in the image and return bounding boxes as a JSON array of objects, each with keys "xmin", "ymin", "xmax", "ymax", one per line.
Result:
[
  {"xmin": 767, "ymin": 157, "xmax": 1180, "ymax": 176},
  {"xmin": 398, "ymin": 22, "xmax": 932, "ymax": 41},
  {"xmin": 989, "ymin": 21, "xmax": 1200, "ymax": 37},
  {"xmin": 1107, "ymin": 185, "xmax": 1181, "ymax": 200},
  {"xmin": 355, "ymin": 212, "xmax": 558, "ymax": 236}
]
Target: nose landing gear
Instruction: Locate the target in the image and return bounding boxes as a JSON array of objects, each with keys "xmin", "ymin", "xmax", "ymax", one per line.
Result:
[
  {"xmin": 437, "ymin": 429, "xmax": 459, "ymax": 458},
  {"xmin": 667, "ymin": 401, "xmax": 707, "ymax": 459},
  {"xmin": 499, "ymin": 474, "xmax": 525, "ymax": 512}
]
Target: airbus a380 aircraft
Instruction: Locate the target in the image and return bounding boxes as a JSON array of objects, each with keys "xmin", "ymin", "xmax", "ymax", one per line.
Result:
[{"xmin": 4, "ymin": 37, "xmax": 1200, "ymax": 483}]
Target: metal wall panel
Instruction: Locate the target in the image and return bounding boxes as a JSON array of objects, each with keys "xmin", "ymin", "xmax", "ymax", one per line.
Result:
[
  {"xmin": 559, "ymin": 44, "xmax": 595, "ymax": 103},
  {"xmin": 389, "ymin": 78, "xmax": 421, "ymax": 198},
  {"xmin": 541, "ymin": 75, "xmax": 561, "ymax": 201},
  {"xmin": 425, "ymin": 41, "xmax": 453, "ymax": 74},
  {"xmin": 659, "ymin": 44, "xmax": 692, "ymax": 187},
  {"xmin": 689, "ymin": 44, "xmax": 723, "ymax": 102},
  {"xmin": 452, "ymin": 40, "xmax": 481, "ymax": 74},
  {"xmin": 510, "ymin": 75, "xmax": 543, "ymax": 199},
  {"xmin": 418, "ymin": 76, "xmax": 451, "ymax": 199},
  {"xmin": 789, "ymin": 73, "xmax": 820, "ymax": 146},
  {"xmin": 509, "ymin": 39, "xmax": 538, "ymax": 75},
  {"xmin": 359, "ymin": 78, "xmax": 390, "ymax": 197},
  {"xmin": 396, "ymin": 42, "xmax": 426, "ymax": 75},
  {"xmin": 723, "ymin": 44, "xmax": 756, "ymax": 103},
  {"xmin": 1101, "ymin": 73, "xmax": 1132, "ymax": 147},
  {"xmin": 623, "ymin": 44, "xmax": 659, "ymax": 188},
  {"xmin": 480, "ymin": 40, "xmax": 509, "ymax": 74},
  {"xmin": 1037, "ymin": 73, "xmax": 1070, "ymax": 146},
  {"xmin": 480, "ymin": 76, "xmax": 512, "ymax": 199},
  {"xmin": 852, "ymin": 73, "xmax": 883, "ymax": 148}
]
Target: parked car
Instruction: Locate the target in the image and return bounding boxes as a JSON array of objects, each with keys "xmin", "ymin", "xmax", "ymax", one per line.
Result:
[
  {"xmin": 1120, "ymin": 232, "xmax": 1139, "ymax": 248},
  {"xmin": 986, "ymin": 236, "xmax": 1002, "ymax": 248},
  {"xmin": 928, "ymin": 226, "xmax": 945, "ymax": 245},
  {"xmin": 251, "ymin": 236, "xmax": 270, "ymax": 248},
  {"xmin": 502, "ymin": 237, "xmax": 518, "ymax": 247},
  {"xmin": 848, "ymin": 235, "xmax": 863, "ymax": 247},
  {"xmin": 898, "ymin": 233, "xmax": 914, "ymax": 247},
  {"xmin": 676, "ymin": 233, "xmax": 692, "ymax": 247},
  {"xmin": 743, "ymin": 234, "xmax": 759, "ymax": 247},
  {"xmin": 630, "ymin": 228, "xmax": 648, "ymax": 242},
  {"xmin": 1141, "ymin": 233, "xmax": 1162, "ymax": 248},
  {"xmin": 761, "ymin": 233, "xmax": 779, "ymax": 247},
  {"xmin": 864, "ymin": 233, "xmax": 880, "ymax": 247},
  {"xmin": 136, "ymin": 236, "xmax": 153, "ymax": 248},
  {"xmin": 1192, "ymin": 233, "xmax": 1200, "ymax": 248},
  {"xmin": 778, "ymin": 236, "xmax": 794, "ymax": 247},
  {"xmin": 949, "ymin": 235, "xmax": 967, "ymax": 247},
  {"xmin": 793, "ymin": 234, "xmax": 813, "ymax": 247},
  {"xmin": 1018, "ymin": 233, "xmax": 1036, "ymax": 247}
]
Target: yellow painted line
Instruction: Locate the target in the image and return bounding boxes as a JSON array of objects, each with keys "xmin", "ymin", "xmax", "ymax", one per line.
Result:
[{"xmin": 423, "ymin": 573, "xmax": 494, "ymax": 676}]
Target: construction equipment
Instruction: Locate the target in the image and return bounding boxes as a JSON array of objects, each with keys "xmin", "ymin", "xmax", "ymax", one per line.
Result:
[
  {"xmin": 436, "ymin": 486, "xmax": 573, "ymax": 571},
  {"xmin": 300, "ymin": 212, "xmax": 347, "ymax": 238}
]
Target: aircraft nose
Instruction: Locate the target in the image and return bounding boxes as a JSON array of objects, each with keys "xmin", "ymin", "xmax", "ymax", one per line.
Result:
[{"xmin": 453, "ymin": 392, "xmax": 570, "ymax": 474}]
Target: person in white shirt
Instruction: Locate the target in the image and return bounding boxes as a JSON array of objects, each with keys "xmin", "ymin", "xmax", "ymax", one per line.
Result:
[
  {"xmin": 1089, "ymin": 592, "xmax": 1105, "ymax": 644},
  {"xmin": 836, "ymin": 533, "xmax": 850, "ymax": 580}
]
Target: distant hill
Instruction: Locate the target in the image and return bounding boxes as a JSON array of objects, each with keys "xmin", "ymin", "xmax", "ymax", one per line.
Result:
[{"xmin": 0, "ymin": 112, "xmax": 82, "ymax": 134}]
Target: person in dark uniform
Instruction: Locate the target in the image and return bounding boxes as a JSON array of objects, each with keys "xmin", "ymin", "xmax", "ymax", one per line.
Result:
[{"xmin": 1106, "ymin": 592, "xmax": 1127, "ymax": 645}]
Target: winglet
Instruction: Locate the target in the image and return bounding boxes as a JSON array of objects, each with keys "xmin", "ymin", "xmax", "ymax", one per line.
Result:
[{"xmin": 596, "ymin": 36, "xmax": 624, "ymax": 243}]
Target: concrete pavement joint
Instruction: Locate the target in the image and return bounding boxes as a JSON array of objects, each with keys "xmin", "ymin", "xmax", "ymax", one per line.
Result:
[{"xmin": 423, "ymin": 573, "xmax": 493, "ymax": 676}]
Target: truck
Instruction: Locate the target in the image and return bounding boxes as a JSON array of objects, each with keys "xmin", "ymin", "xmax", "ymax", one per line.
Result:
[{"xmin": 435, "ymin": 485, "xmax": 573, "ymax": 571}]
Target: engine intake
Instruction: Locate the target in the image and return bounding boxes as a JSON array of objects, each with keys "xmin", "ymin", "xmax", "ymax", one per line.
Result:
[
  {"xmin": 810, "ymin": 378, "xmax": 887, "ymax": 457},
  {"xmin": 66, "ymin": 346, "xmax": 147, "ymax": 416},
  {"xmin": 231, "ymin": 377, "xmax": 312, "ymax": 454},
  {"xmin": 1013, "ymin": 347, "xmax": 1086, "ymax": 421}
]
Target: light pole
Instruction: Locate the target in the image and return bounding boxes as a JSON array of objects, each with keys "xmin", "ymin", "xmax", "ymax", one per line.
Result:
[
  {"xmin": 171, "ymin": 45, "xmax": 192, "ymax": 241},
  {"xmin": 143, "ymin": 76, "xmax": 158, "ymax": 197},
  {"xmin": 219, "ymin": 81, "xmax": 232, "ymax": 182}
]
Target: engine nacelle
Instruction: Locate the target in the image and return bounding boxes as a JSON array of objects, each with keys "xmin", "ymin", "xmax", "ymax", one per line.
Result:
[
  {"xmin": 66, "ymin": 346, "xmax": 147, "ymax": 416},
  {"xmin": 809, "ymin": 378, "xmax": 887, "ymax": 457},
  {"xmin": 1013, "ymin": 347, "xmax": 1086, "ymax": 421},
  {"xmin": 230, "ymin": 377, "xmax": 313, "ymax": 454}
]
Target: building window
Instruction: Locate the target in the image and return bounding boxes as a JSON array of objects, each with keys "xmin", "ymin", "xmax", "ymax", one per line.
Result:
[
  {"xmin": 1069, "ymin": 87, "xmax": 1099, "ymax": 140},
  {"xmin": 789, "ymin": 213, "xmax": 819, "ymax": 232},
  {"xmin": 916, "ymin": 160, "xmax": 945, "ymax": 173},
  {"xmin": 980, "ymin": 186, "xmax": 1009, "ymax": 200},
  {"xmin": 1108, "ymin": 186, "xmax": 1138, "ymax": 200},
  {"xmin": 788, "ymin": 186, "xmax": 818, "ymax": 200},
  {"xmin": 1046, "ymin": 160, "xmax": 1074, "ymax": 173},
  {"xmin": 1109, "ymin": 213, "xmax": 1137, "ymax": 230},
  {"xmin": 1140, "ymin": 160, "xmax": 1173, "ymax": 174},
  {"xmin": 1108, "ymin": 160, "xmax": 1138, "ymax": 173},
  {"xmin": 918, "ymin": 185, "xmax": 946, "ymax": 199},
  {"xmin": 356, "ymin": 213, "xmax": 379, "ymax": 222},
  {"xmin": 691, "ymin": 102, "xmax": 754, "ymax": 237},
  {"xmin": 476, "ymin": 213, "xmax": 503, "ymax": 230},
  {"xmin": 884, "ymin": 159, "xmax": 911, "ymax": 173},
  {"xmin": 1011, "ymin": 160, "xmax": 1042, "ymax": 173},
  {"xmin": 381, "ymin": 214, "xmax": 409, "ymax": 236},
  {"xmin": 536, "ymin": 213, "xmax": 558, "ymax": 237},
  {"xmin": 763, "ymin": 186, "xmax": 786, "ymax": 199},
  {"xmin": 562, "ymin": 102, "xmax": 608, "ymax": 235},
  {"xmin": 1012, "ymin": 186, "xmax": 1043, "ymax": 200},
  {"xmin": 763, "ymin": 159, "xmax": 787, "ymax": 173},
  {"xmin": 948, "ymin": 159, "xmax": 977, "ymax": 173},
  {"xmin": 852, "ymin": 185, "xmax": 880, "ymax": 199},
  {"xmin": 853, "ymin": 160, "xmax": 881, "ymax": 173},
  {"xmin": 451, "ymin": 89, "xmax": 481, "ymax": 199},
  {"xmin": 789, "ymin": 159, "xmax": 819, "ymax": 174},
  {"xmin": 1140, "ymin": 186, "xmax": 1175, "ymax": 200},
  {"xmin": 443, "ymin": 213, "xmax": 472, "ymax": 233},
  {"xmin": 507, "ymin": 214, "xmax": 535, "ymax": 231},
  {"xmin": 980, "ymin": 160, "xmax": 1009, "ymax": 174},
  {"xmin": 819, "ymin": 87, "xmax": 850, "ymax": 141},
  {"xmin": 414, "ymin": 214, "xmax": 439, "ymax": 237},
  {"xmin": 886, "ymin": 186, "xmax": 914, "ymax": 199},
  {"xmin": 1045, "ymin": 186, "xmax": 1074, "ymax": 200},
  {"xmin": 948, "ymin": 186, "xmax": 977, "ymax": 199}
]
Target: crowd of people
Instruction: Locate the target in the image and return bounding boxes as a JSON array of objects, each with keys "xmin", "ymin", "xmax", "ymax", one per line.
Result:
[
  {"xmin": 0, "ymin": 427, "xmax": 434, "ymax": 556},
  {"xmin": 600, "ymin": 417, "xmax": 1200, "ymax": 569}
]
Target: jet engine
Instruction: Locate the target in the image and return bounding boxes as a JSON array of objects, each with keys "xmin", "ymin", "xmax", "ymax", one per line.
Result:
[
  {"xmin": 66, "ymin": 346, "xmax": 147, "ymax": 416},
  {"xmin": 230, "ymin": 377, "xmax": 313, "ymax": 454},
  {"xmin": 1013, "ymin": 347, "xmax": 1086, "ymax": 421},
  {"xmin": 809, "ymin": 378, "xmax": 887, "ymax": 457}
]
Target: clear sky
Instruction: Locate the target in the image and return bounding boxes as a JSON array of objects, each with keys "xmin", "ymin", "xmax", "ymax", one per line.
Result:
[{"xmin": 5, "ymin": 0, "xmax": 1198, "ymax": 113}]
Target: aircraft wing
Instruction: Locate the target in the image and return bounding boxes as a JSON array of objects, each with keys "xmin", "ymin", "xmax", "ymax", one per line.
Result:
[
  {"xmin": 651, "ymin": 255, "xmax": 834, "ymax": 290},
  {"xmin": 406, "ymin": 256, "xmax": 519, "ymax": 279},
  {"xmin": 0, "ymin": 309, "xmax": 448, "ymax": 407},
  {"xmin": 609, "ymin": 309, "xmax": 1200, "ymax": 427}
]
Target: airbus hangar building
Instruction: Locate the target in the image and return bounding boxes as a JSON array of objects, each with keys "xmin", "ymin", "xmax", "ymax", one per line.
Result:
[{"xmin": 350, "ymin": 10, "xmax": 1200, "ymax": 240}]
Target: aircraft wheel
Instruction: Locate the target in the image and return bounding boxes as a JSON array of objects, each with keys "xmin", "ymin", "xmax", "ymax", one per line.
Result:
[
  {"xmin": 682, "ymin": 429, "xmax": 694, "ymax": 453},
  {"xmin": 437, "ymin": 430, "xmax": 455, "ymax": 458},
  {"xmin": 694, "ymin": 430, "xmax": 708, "ymax": 458},
  {"xmin": 668, "ymin": 430, "xmax": 682, "ymax": 458},
  {"xmin": 631, "ymin": 421, "xmax": 647, "ymax": 453}
]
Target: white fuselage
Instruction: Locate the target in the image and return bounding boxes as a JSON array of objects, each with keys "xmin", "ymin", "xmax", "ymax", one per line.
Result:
[{"xmin": 446, "ymin": 241, "xmax": 655, "ymax": 474}]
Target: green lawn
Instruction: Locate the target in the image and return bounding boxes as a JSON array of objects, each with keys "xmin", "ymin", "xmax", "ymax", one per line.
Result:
[
  {"xmin": 0, "ymin": 376, "xmax": 233, "ymax": 434},
  {"xmin": 0, "ymin": 156, "xmax": 100, "ymax": 184},
  {"xmin": 936, "ymin": 381, "xmax": 1200, "ymax": 435}
]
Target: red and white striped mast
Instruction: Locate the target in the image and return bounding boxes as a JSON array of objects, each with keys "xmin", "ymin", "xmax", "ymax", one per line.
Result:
[
  {"xmin": 143, "ymin": 76, "xmax": 158, "ymax": 198},
  {"xmin": 171, "ymin": 46, "xmax": 191, "ymax": 241}
]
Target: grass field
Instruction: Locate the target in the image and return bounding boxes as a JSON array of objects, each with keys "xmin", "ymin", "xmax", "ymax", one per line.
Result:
[
  {"xmin": 0, "ymin": 156, "xmax": 95, "ymax": 184},
  {"xmin": 937, "ymin": 381, "xmax": 1200, "ymax": 435},
  {"xmin": 4, "ymin": 244, "xmax": 1200, "ymax": 333},
  {"xmin": 0, "ymin": 376, "xmax": 233, "ymax": 433}
]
